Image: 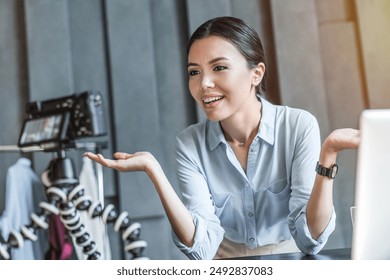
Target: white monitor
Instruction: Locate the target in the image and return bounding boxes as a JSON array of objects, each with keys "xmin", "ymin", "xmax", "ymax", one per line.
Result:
[{"xmin": 351, "ymin": 109, "xmax": 390, "ymax": 260}]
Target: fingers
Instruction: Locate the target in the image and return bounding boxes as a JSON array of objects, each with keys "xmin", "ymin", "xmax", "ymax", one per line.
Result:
[
  {"xmin": 113, "ymin": 152, "xmax": 132, "ymax": 160},
  {"xmin": 84, "ymin": 152, "xmax": 111, "ymax": 167},
  {"xmin": 327, "ymin": 128, "xmax": 361, "ymax": 152},
  {"xmin": 84, "ymin": 152, "xmax": 128, "ymax": 171},
  {"xmin": 83, "ymin": 152, "xmax": 99, "ymax": 161},
  {"xmin": 84, "ymin": 151, "xmax": 144, "ymax": 173}
]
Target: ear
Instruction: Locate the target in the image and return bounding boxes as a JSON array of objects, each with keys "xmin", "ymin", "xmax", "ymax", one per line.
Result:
[{"xmin": 251, "ymin": 62, "xmax": 266, "ymax": 86}]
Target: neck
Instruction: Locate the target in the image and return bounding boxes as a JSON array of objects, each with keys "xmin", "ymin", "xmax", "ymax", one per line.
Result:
[{"xmin": 221, "ymin": 100, "xmax": 262, "ymax": 147}]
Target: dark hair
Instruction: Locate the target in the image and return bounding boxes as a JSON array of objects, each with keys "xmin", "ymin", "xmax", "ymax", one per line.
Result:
[{"xmin": 187, "ymin": 16, "xmax": 266, "ymax": 93}]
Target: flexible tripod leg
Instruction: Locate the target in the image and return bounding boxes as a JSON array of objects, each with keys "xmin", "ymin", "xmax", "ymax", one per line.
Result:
[{"xmin": 68, "ymin": 184, "xmax": 148, "ymax": 259}]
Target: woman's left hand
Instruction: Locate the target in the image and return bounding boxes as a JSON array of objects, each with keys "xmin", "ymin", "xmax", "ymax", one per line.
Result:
[{"xmin": 322, "ymin": 128, "xmax": 360, "ymax": 155}]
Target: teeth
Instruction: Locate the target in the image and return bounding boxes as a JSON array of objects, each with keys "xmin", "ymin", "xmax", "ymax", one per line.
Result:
[{"xmin": 203, "ymin": 96, "xmax": 223, "ymax": 104}]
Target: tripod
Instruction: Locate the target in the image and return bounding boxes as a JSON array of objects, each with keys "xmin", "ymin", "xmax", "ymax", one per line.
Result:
[{"xmin": 0, "ymin": 149, "xmax": 148, "ymax": 260}]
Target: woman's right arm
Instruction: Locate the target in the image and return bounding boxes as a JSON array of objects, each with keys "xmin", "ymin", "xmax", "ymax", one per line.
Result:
[{"xmin": 83, "ymin": 151, "xmax": 196, "ymax": 247}]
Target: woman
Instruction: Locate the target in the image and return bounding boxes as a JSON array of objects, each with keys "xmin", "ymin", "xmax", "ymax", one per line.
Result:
[{"xmin": 84, "ymin": 16, "xmax": 359, "ymax": 259}]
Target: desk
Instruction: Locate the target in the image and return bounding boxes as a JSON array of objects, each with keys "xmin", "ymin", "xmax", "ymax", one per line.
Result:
[{"xmin": 231, "ymin": 247, "xmax": 351, "ymax": 260}]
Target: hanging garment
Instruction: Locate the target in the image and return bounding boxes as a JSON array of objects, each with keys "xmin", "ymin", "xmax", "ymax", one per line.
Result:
[
  {"xmin": 45, "ymin": 215, "xmax": 73, "ymax": 260},
  {"xmin": 72, "ymin": 157, "xmax": 112, "ymax": 259},
  {"xmin": 0, "ymin": 158, "xmax": 46, "ymax": 259}
]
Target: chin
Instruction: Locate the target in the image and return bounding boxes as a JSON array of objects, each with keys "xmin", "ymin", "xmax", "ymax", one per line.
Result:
[
  {"xmin": 206, "ymin": 116, "xmax": 220, "ymax": 122},
  {"xmin": 204, "ymin": 112, "xmax": 226, "ymax": 122}
]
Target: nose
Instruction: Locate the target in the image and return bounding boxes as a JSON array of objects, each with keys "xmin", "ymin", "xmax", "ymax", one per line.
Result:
[{"xmin": 200, "ymin": 73, "xmax": 214, "ymax": 90}]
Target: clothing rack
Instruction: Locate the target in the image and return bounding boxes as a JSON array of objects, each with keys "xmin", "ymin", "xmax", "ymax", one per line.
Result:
[{"xmin": 0, "ymin": 141, "xmax": 108, "ymax": 207}]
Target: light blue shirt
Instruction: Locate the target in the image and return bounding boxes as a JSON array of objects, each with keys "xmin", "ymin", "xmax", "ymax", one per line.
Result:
[{"xmin": 173, "ymin": 97, "xmax": 336, "ymax": 259}]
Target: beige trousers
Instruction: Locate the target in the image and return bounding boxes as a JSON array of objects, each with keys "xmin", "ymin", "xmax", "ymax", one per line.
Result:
[{"xmin": 214, "ymin": 238, "xmax": 300, "ymax": 259}]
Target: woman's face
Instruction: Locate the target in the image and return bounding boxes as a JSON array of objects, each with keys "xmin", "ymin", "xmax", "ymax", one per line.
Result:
[{"xmin": 187, "ymin": 35, "xmax": 261, "ymax": 122}]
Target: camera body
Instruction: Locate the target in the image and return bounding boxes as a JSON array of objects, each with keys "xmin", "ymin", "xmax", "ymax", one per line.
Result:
[{"xmin": 18, "ymin": 91, "xmax": 107, "ymax": 150}]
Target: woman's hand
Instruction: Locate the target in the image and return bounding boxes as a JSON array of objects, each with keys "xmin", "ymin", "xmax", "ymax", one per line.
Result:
[
  {"xmin": 322, "ymin": 128, "xmax": 360, "ymax": 156},
  {"xmin": 83, "ymin": 151, "xmax": 157, "ymax": 173}
]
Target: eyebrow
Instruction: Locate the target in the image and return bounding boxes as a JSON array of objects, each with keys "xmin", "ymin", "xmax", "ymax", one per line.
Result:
[{"xmin": 187, "ymin": 57, "xmax": 229, "ymax": 68}]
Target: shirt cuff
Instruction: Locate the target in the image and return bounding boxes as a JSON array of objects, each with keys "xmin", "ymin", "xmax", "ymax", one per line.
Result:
[
  {"xmin": 171, "ymin": 213, "xmax": 224, "ymax": 260},
  {"xmin": 292, "ymin": 205, "xmax": 336, "ymax": 255}
]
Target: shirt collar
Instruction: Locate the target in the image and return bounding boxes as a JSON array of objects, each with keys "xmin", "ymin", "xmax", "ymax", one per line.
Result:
[
  {"xmin": 258, "ymin": 96, "xmax": 276, "ymax": 145},
  {"xmin": 207, "ymin": 96, "xmax": 276, "ymax": 150},
  {"xmin": 207, "ymin": 120, "xmax": 226, "ymax": 150}
]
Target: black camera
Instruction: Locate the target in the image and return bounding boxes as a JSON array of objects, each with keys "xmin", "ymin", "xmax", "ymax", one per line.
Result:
[{"xmin": 18, "ymin": 90, "xmax": 107, "ymax": 151}]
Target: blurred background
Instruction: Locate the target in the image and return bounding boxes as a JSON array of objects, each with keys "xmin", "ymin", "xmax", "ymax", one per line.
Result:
[{"xmin": 0, "ymin": 0, "xmax": 389, "ymax": 260}]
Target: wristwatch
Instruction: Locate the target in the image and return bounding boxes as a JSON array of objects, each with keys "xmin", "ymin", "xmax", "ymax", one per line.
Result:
[{"xmin": 315, "ymin": 161, "xmax": 338, "ymax": 179}]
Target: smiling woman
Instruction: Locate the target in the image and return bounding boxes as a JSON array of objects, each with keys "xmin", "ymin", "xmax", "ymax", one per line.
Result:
[
  {"xmin": 187, "ymin": 35, "xmax": 264, "ymax": 125},
  {"xmin": 84, "ymin": 16, "xmax": 360, "ymax": 260}
]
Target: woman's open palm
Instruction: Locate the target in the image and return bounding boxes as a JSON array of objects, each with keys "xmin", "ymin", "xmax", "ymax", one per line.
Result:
[{"xmin": 84, "ymin": 151, "xmax": 155, "ymax": 172}]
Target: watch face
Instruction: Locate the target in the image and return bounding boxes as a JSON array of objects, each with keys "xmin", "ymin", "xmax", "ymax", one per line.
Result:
[{"xmin": 331, "ymin": 165, "xmax": 338, "ymax": 179}]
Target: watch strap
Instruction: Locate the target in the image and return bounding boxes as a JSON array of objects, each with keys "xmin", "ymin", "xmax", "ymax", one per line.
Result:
[{"xmin": 315, "ymin": 161, "xmax": 338, "ymax": 179}]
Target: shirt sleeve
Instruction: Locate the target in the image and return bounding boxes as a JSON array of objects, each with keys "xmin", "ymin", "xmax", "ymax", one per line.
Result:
[
  {"xmin": 172, "ymin": 132, "xmax": 225, "ymax": 260},
  {"xmin": 287, "ymin": 111, "xmax": 336, "ymax": 255}
]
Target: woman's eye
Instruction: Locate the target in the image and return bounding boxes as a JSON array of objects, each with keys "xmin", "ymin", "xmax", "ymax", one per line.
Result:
[
  {"xmin": 188, "ymin": 70, "xmax": 200, "ymax": 76},
  {"xmin": 214, "ymin": 65, "xmax": 227, "ymax": 71}
]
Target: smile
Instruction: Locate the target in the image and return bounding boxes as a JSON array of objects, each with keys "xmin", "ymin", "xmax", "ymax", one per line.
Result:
[{"xmin": 203, "ymin": 96, "xmax": 224, "ymax": 105}]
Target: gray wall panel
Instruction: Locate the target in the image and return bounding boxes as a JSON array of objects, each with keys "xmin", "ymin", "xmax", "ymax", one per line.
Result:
[
  {"xmin": 24, "ymin": 0, "xmax": 73, "ymax": 100},
  {"xmin": 270, "ymin": 0, "xmax": 331, "ymax": 138},
  {"xmin": 186, "ymin": 0, "xmax": 232, "ymax": 33},
  {"xmin": 68, "ymin": 0, "xmax": 107, "ymax": 93}
]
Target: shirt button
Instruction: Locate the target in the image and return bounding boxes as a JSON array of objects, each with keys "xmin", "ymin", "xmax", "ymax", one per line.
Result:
[
  {"xmin": 248, "ymin": 212, "xmax": 253, "ymax": 217},
  {"xmin": 249, "ymin": 238, "xmax": 255, "ymax": 242}
]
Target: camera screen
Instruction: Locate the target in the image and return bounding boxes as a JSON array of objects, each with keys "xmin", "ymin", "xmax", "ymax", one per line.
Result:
[{"xmin": 18, "ymin": 114, "xmax": 68, "ymax": 147}]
